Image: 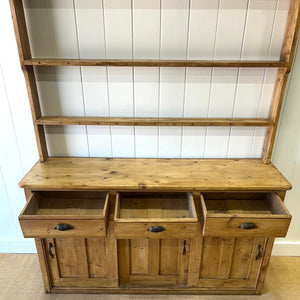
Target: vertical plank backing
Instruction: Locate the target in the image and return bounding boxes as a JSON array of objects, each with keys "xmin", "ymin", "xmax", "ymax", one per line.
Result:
[
  {"xmin": 205, "ymin": 67, "xmax": 237, "ymax": 158},
  {"xmin": 159, "ymin": 0, "xmax": 187, "ymax": 157},
  {"xmin": 160, "ymin": 0, "xmax": 189, "ymax": 59},
  {"xmin": 262, "ymin": 68, "xmax": 288, "ymax": 163},
  {"xmin": 9, "ymin": 0, "xmax": 48, "ymax": 161},
  {"xmin": 132, "ymin": 0, "xmax": 160, "ymax": 59},
  {"xmin": 103, "ymin": 0, "xmax": 132, "ymax": 59},
  {"xmin": 133, "ymin": 0, "xmax": 160, "ymax": 159},
  {"xmin": 159, "ymin": 126, "xmax": 182, "ymax": 158},
  {"xmin": 134, "ymin": 67, "xmax": 159, "ymax": 157},
  {"xmin": 74, "ymin": 0, "xmax": 106, "ymax": 59},
  {"xmin": 135, "ymin": 128, "xmax": 158, "ymax": 157},
  {"xmin": 230, "ymin": 68, "xmax": 266, "ymax": 159},
  {"xmin": 182, "ymin": 68, "xmax": 210, "ymax": 158},
  {"xmin": 214, "ymin": 0, "xmax": 248, "ymax": 60},
  {"xmin": 241, "ymin": 0, "xmax": 278, "ymax": 60},
  {"xmin": 188, "ymin": 0, "xmax": 218, "ymax": 59}
]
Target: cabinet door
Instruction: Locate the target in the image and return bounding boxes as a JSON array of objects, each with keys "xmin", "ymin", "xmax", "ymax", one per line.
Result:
[
  {"xmin": 118, "ymin": 238, "xmax": 190, "ymax": 286},
  {"xmin": 196, "ymin": 236, "xmax": 266, "ymax": 289},
  {"xmin": 44, "ymin": 237, "xmax": 117, "ymax": 288}
]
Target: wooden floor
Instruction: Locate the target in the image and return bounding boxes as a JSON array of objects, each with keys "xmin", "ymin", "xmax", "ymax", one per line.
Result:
[{"xmin": 0, "ymin": 254, "xmax": 299, "ymax": 300}]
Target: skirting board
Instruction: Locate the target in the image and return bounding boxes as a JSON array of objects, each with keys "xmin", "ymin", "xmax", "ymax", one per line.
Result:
[
  {"xmin": 272, "ymin": 241, "xmax": 300, "ymax": 256},
  {"xmin": 0, "ymin": 239, "xmax": 36, "ymax": 253}
]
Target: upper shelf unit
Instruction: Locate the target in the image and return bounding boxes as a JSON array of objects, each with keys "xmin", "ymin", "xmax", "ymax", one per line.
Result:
[
  {"xmin": 17, "ymin": 0, "xmax": 298, "ymax": 68},
  {"xmin": 9, "ymin": 0, "xmax": 300, "ymax": 164}
]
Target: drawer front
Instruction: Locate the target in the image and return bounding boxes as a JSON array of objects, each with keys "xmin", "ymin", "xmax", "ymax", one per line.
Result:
[
  {"xmin": 114, "ymin": 192, "xmax": 198, "ymax": 238},
  {"xmin": 114, "ymin": 222, "xmax": 198, "ymax": 239},
  {"xmin": 19, "ymin": 219, "xmax": 107, "ymax": 238},
  {"xmin": 203, "ymin": 217, "xmax": 291, "ymax": 237},
  {"xmin": 200, "ymin": 192, "xmax": 291, "ymax": 237},
  {"xmin": 19, "ymin": 191, "xmax": 109, "ymax": 238}
]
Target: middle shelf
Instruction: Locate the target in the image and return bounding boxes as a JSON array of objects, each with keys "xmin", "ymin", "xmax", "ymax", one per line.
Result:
[
  {"xmin": 23, "ymin": 59, "xmax": 288, "ymax": 68},
  {"xmin": 35, "ymin": 116, "xmax": 274, "ymax": 127}
]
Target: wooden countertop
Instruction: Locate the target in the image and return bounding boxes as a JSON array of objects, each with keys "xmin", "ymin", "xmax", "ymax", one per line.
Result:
[{"xmin": 19, "ymin": 158, "xmax": 292, "ymax": 192}]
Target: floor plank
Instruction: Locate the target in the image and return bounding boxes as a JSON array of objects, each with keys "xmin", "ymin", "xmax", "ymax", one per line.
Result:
[{"xmin": 0, "ymin": 254, "xmax": 299, "ymax": 300}]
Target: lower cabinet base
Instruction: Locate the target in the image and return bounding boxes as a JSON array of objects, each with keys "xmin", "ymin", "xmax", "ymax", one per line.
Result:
[
  {"xmin": 36, "ymin": 235, "xmax": 274, "ymax": 295},
  {"xmin": 30, "ymin": 191, "xmax": 278, "ymax": 295},
  {"xmin": 47, "ymin": 287, "xmax": 261, "ymax": 295}
]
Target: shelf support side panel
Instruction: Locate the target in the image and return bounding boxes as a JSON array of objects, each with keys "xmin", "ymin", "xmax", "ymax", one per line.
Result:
[
  {"xmin": 9, "ymin": 0, "xmax": 48, "ymax": 161},
  {"xmin": 281, "ymin": 0, "xmax": 300, "ymax": 71}
]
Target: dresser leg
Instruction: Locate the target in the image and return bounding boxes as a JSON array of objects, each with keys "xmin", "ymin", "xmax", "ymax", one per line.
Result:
[
  {"xmin": 35, "ymin": 238, "xmax": 51, "ymax": 293},
  {"xmin": 256, "ymin": 237, "xmax": 275, "ymax": 294}
]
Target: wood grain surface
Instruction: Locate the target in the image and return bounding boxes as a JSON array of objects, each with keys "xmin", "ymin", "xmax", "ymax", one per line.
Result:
[{"xmin": 19, "ymin": 158, "xmax": 292, "ymax": 191}]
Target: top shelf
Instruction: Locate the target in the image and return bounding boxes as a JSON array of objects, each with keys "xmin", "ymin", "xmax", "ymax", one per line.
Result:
[{"xmin": 23, "ymin": 59, "xmax": 288, "ymax": 68}]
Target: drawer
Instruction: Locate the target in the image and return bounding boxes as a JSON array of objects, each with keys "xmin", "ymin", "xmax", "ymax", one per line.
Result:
[
  {"xmin": 114, "ymin": 192, "xmax": 198, "ymax": 238},
  {"xmin": 199, "ymin": 192, "xmax": 291, "ymax": 237},
  {"xmin": 19, "ymin": 191, "xmax": 109, "ymax": 238}
]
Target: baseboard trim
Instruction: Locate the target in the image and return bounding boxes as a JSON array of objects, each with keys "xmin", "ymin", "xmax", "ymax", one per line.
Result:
[
  {"xmin": 272, "ymin": 241, "xmax": 300, "ymax": 256},
  {"xmin": 0, "ymin": 239, "xmax": 36, "ymax": 253}
]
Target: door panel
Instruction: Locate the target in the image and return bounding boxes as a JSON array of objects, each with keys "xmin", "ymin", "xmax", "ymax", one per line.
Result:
[
  {"xmin": 129, "ymin": 239, "xmax": 149, "ymax": 274},
  {"xmin": 197, "ymin": 236, "xmax": 266, "ymax": 288},
  {"xmin": 200, "ymin": 236, "xmax": 223, "ymax": 278},
  {"xmin": 159, "ymin": 239, "xmax": 178, "ymax": 275},
  {"xmin": 118, "ymin": 238, "xmax": 190, "ymax": 286},
  {"xmin": 230, "ymin": 237, "xmax": 255, "ymax": 279},
  {"xmin": 86, "ymin": 238, "xmax": 108, "ymax": 278},
  {"xmin": 44, "ymin": 237, "xmax": 115, "ymax": 287}
]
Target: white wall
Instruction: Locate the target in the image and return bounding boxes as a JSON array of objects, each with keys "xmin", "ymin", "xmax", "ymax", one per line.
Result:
[
  {"xmin": 0, "ymin": 0, "xmax": 299, "ymax": 255},
  {"xmin": 272, "ymin": 37, "xmax": 300, "ymax": 256},
  {"xmin": 0, "ymin": 0, "xmax": 38, "ymax": 252}
]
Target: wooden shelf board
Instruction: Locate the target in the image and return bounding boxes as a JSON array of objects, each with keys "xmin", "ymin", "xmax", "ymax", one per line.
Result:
[
  {"xmin": 23, "ymin": 59, "xmax": 288, "ymax": 68},
  {"xmin": 36, "ymin": 117, "xmax": 274, "ymax": 127},
  {"xmin": 19, "ymin": 158, "xmax": 292, "ymax": 191}
]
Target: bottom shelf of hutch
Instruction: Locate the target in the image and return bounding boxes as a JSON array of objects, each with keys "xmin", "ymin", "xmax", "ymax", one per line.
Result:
[{"xmin": 18, "ymin": 158, "xmax": 292, "ymax": 295}]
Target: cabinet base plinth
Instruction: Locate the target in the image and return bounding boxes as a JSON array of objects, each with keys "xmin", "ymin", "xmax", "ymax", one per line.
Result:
[{"xmin": 49, "ymin": 287, "xmax": 259, "ymax": 295}]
